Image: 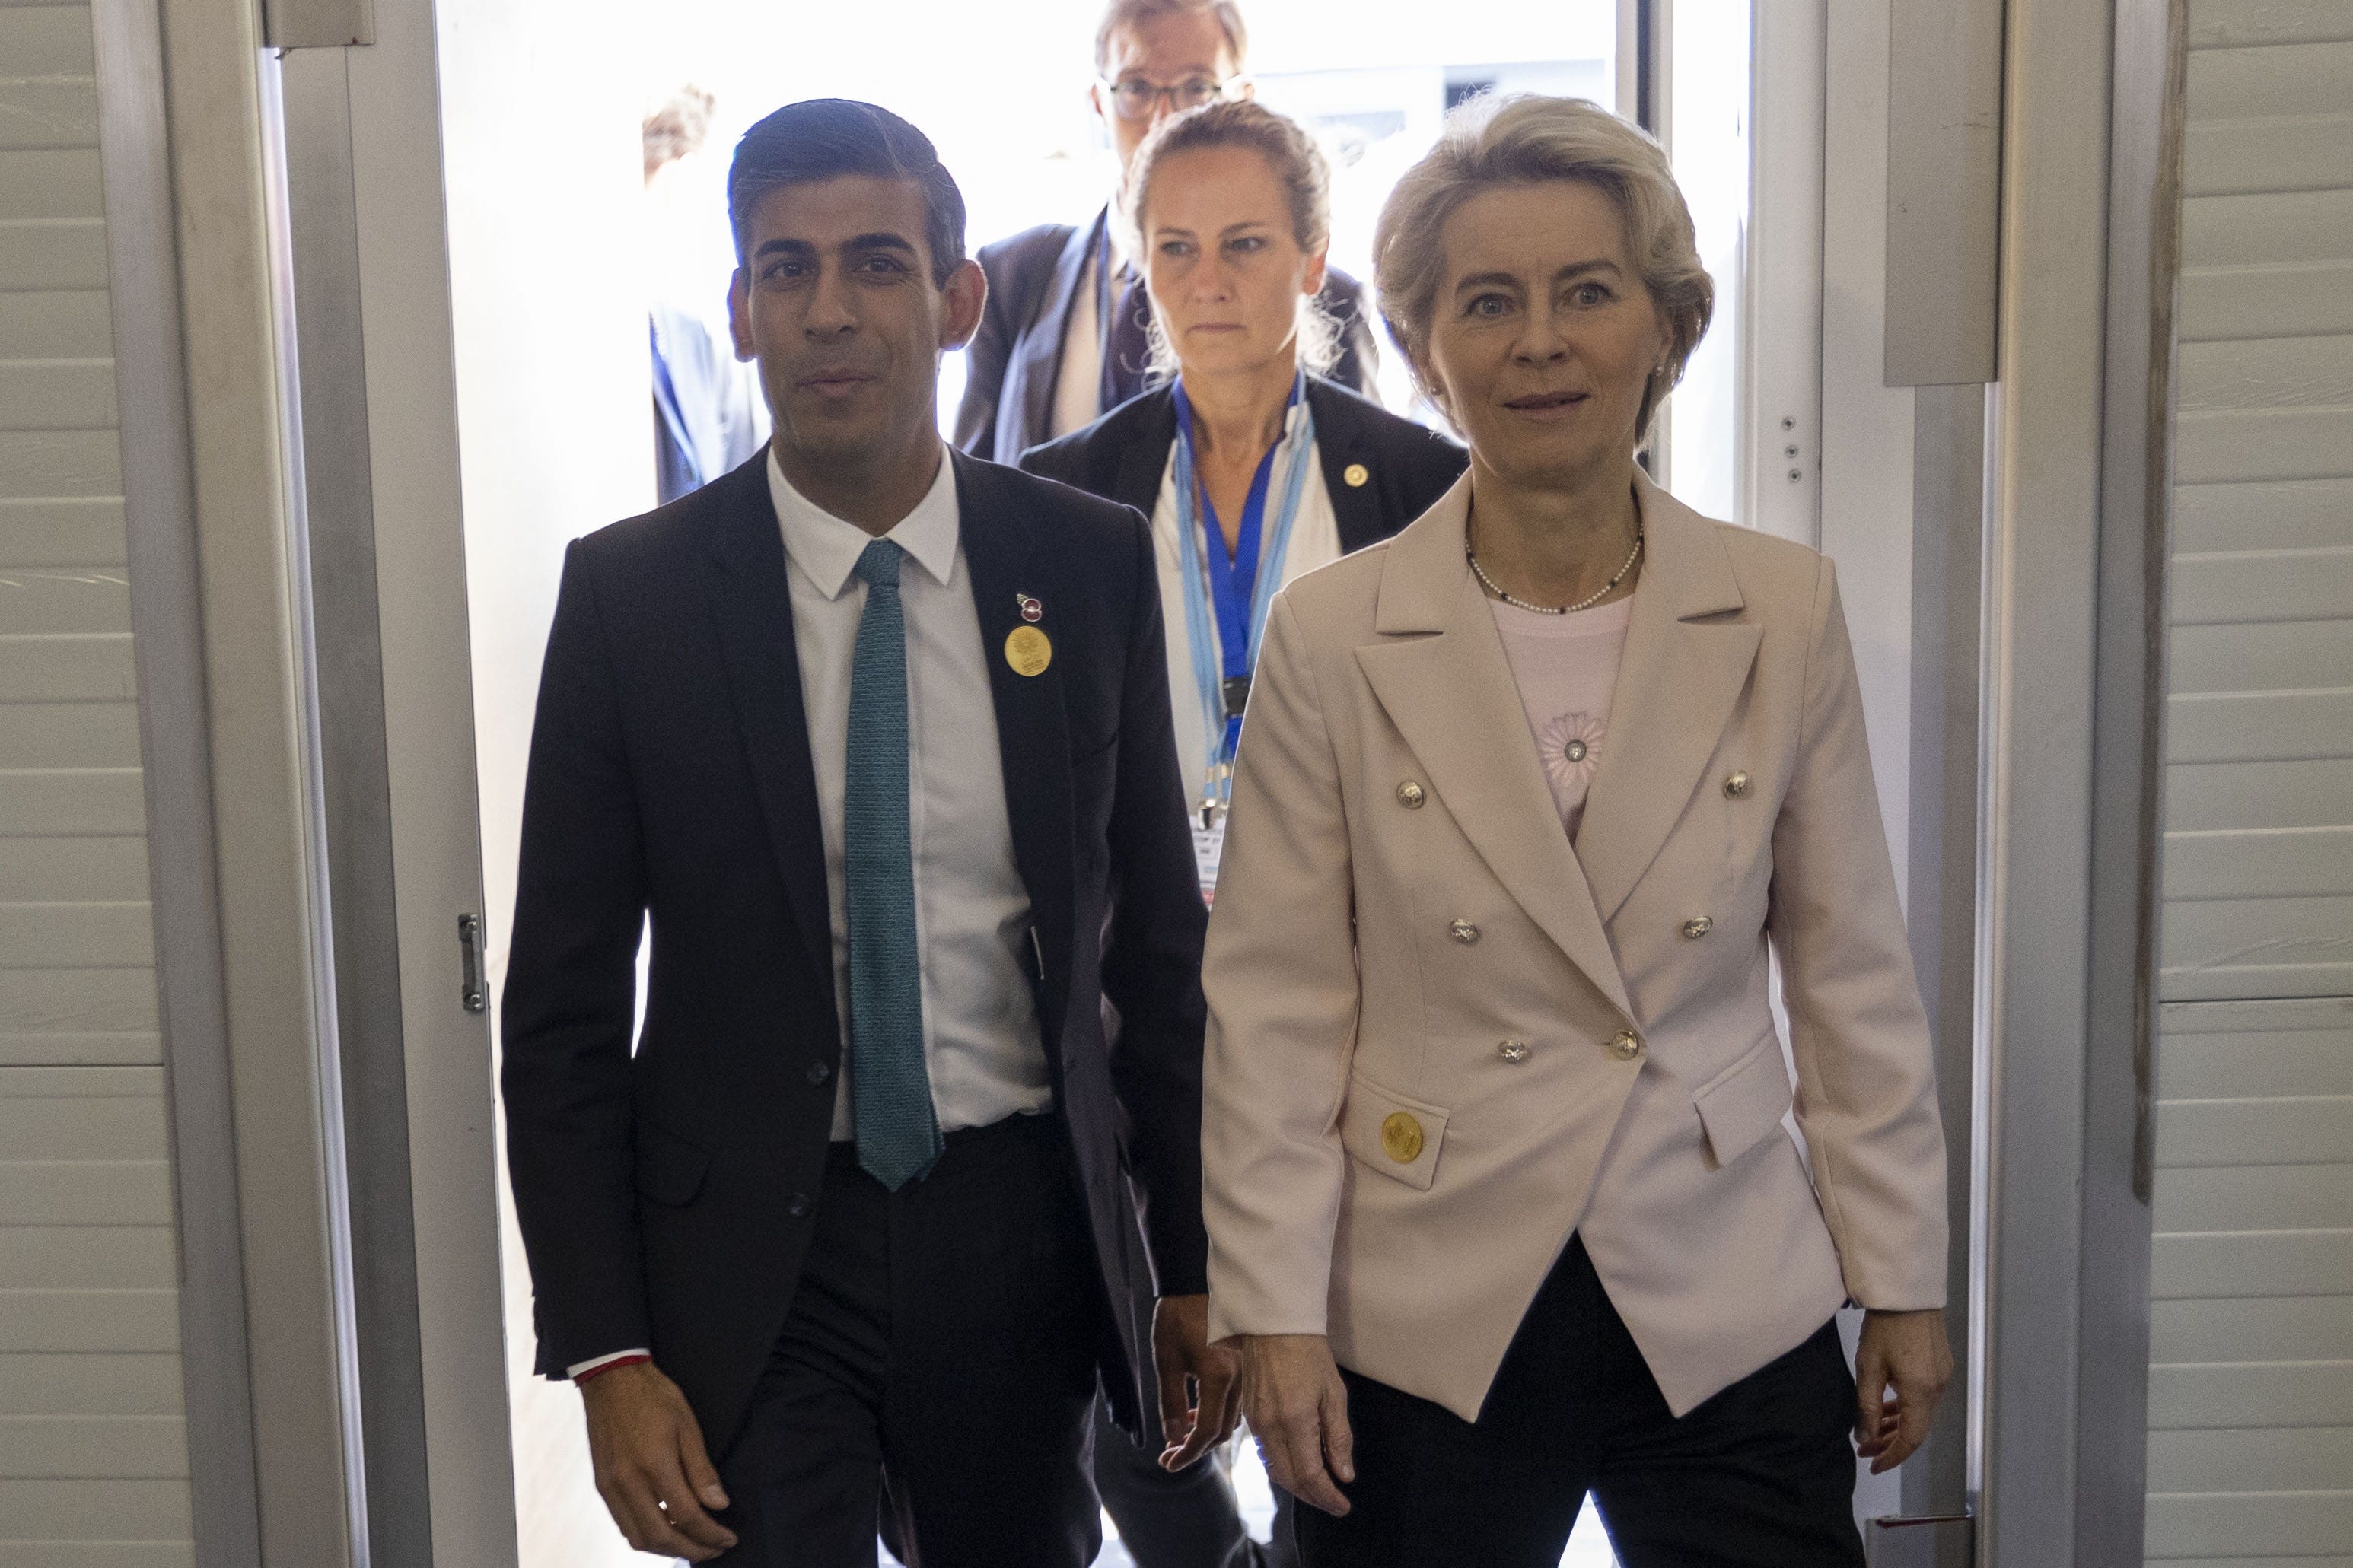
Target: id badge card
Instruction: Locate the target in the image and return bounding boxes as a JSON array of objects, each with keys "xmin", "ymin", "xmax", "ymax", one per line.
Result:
[{"xmin": 1192, "ymin": 805, "xmax": 1227, "ymax": 906}]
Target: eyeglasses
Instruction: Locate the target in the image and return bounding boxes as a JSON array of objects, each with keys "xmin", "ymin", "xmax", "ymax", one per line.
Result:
[{"xmin": 1100, "ymin": 75, "xmax": 1238, "ymax": 122}]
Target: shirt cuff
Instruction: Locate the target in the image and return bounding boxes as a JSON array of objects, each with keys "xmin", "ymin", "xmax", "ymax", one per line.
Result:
[{"xmin": 568, "ymin": 1348, "xmax": 651, "ymax": 1382}]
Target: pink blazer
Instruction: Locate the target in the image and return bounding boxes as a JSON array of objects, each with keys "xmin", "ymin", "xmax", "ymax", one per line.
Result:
[{"xmin": 1200, "ymin": 471, "xmax": 1947, "ymax": 1420}]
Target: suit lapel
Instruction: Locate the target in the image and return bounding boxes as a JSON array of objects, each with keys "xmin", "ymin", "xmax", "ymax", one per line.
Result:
[
  {"xmin": 1307, "ymin": 380, "xmax": 1384, "ymax": 554},
  {"xmin": 1574, "ymin": 475, "xmax": 1762, "ymax": 926},
  {"xmin": 950, "ymin": 452, "xmax": 1077, "ymax": 1042},
  {"xmin": 1110, "ymin": 390, "xmax": 1177, "ymax": 522},
  {"xmin": 1004, "ymin": 217, "xmax": 1101, "ymax": 463},
  {"xmin": 1353, "ymin": 481, "xmax": 1634, "ymax": 1019},
  {"xmin": 702, "ymin": 455, "xmax": 839, "ymax": 1008}
]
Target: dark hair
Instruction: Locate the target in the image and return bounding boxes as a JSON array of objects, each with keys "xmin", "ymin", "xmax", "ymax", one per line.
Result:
[{"xmin": 726, "ymin": 99, "xmax": 968, "ymax": 287}]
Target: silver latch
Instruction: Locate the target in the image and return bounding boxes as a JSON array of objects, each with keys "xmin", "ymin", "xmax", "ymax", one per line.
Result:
[{"xmin": 457, "ymin": 914, "xmax": 488, "ymax": 1014}]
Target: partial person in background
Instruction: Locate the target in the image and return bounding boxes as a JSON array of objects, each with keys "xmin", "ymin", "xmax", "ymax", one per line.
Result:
[
  {"xmin": 1022, "ymin": 97, "xmax": 1463, "ymax": 1568},
  {"xmin": 955, "ymin": 0, "xmax": 1381, "ymax": 467},
  {"xmin": 1202, "ymin": 94, "xmax": 1952, "ymax": 1565},
  {"xmin": 503, "ymin": 99, "xmax": 1230, "ymax": 1565},
  {"xmin": 646, "ymin": 84, "xmax": 769, "ymax": 503}
]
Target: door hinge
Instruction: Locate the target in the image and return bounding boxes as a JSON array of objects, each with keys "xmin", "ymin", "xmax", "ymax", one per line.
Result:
[{"xmin": 457, "ymin": 913, "xmax": 488, "ymax": 1014}]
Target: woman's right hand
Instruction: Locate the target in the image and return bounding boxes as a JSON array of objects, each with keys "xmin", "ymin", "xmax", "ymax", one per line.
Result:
[{"xmin": 1237, "ymin": 1333, "xmax": 1355, "ymax": 1516}]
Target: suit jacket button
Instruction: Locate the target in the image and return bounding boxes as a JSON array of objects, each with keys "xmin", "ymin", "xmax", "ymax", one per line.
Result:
[
  {"xmin": 1724, "ymin": 770, "xmax": 1751, "ymax": 797},
  {"xmin": 1682, "ymin": 916, "xmax": 1715, "ymax": 939},
  {"xmin": 1397, "ymin": 780, "xmax": 1426, "ymax": 809},
  {"xmin": 1450, "ymin": 918, "xmax": 1480, "ymax": 944},
  {"xmin": 1607, "ymin": 1028, "xmax": 1644, "ymax": 1061},
  {"xmin": 787, "ymin": 1193, "xmax": 811, "ymax": 1218},
  {"xmin": 807, "ymin": 1061, "xmax": 833, "ymax": 1084},
  {"xmin": 1498, "ymin": 1040, "xmax": 1530, "ymax": 1063},
  {"xmin": 1380, "ymin": 1112, "xmax": 1425, "ymax": 1162}
]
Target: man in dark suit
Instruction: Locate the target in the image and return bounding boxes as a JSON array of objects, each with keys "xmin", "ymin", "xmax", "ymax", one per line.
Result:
[
  {"xmin": 501, "ymin": 98, "xmax": 1235, "ymax": 1566},
  {"xmin": 954, "ymin": 0, "xmax": 1380, "ymax": 468}
]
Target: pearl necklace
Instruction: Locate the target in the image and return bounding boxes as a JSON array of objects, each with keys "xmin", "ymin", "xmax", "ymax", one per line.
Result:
[{"xmin": 1467, "ymin": 524, "xmax": 1645, "ymax": 615}]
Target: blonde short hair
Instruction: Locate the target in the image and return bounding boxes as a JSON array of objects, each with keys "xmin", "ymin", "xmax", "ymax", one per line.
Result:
[
  {"xmin": 1121, "ymin": 100, "xmax": 1340, "ymax": 380},
  {"xmin": 1372, "ymin": 94, "xmax": 1713, "ymax": 441},
  {"xmin": 1094, "ymin": 0, "xmax": 1248, "ymax": 75}
]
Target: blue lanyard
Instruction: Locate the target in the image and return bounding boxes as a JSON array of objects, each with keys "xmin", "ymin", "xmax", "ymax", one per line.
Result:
[{"xmin": 1174, "ymin": 371, "xmax": 1315, "ymax": 802}]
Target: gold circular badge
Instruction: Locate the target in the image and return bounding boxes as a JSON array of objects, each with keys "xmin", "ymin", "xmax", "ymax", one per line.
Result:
[
  {"xmin": 1380, "ymin": 1111, "xmax": 1425, "ymax": 1164},
  {"xmin": 1343, "ymin": 462, "xmax": 1370, "ymax": 488},
  {"xmin": 1005, "ymin": 625, "xmax": 1052, "ymax": 677}
]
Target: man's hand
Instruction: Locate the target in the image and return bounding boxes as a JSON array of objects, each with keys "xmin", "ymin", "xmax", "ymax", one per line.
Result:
[
  {"xmin": 580, "ymin": 1361, "xmax": 737, "ymax": 1560},
  {"xmin": 1237, "ymin": 1333, "xmax": 1353, "ymax": 1516},
  {"xmin": 1855, "ymin": 1308, "xmax": 1953, "ymax": 1474},
  {"xmin": 1154, "ymin": 1293, "xmax": 1243, "ymax": 1471}
]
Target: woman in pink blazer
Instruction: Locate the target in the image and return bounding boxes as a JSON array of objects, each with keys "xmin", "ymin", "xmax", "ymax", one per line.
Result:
[{"xmin": 1199, "ymin": 95, "xmax": 1953, "ymax": 1566}]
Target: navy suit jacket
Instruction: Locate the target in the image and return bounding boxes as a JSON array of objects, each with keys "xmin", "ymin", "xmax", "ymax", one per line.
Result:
[
  {"xmin": 500, "ymin": 447, "xmax": 1209, "ymax": 1453},
  {"xmin": 955, "ymin": 208, "xmax": 1382, "ymax": 466},
  {"xmin": 1019, "ymin": 376, "xmax": 1468, "ymax": 556}
]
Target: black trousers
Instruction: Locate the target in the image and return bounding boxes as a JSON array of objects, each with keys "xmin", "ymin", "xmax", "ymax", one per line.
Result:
[
  {"xmin": 1295, "ymin": 1236, "xmax": 1864, "ymax": 1568},
  {"xmin": 1090, "ymin": 1391, "xmax": 1300, "ymax": 1568},
  {"xmin": 712, "ymin": 1115, "xmax": 1105, "ymax": 1567}
]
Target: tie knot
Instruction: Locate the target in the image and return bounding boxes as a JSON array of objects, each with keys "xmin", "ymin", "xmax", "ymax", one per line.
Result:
[{"xmin": 855, "ymin": 538, "xmax": 902, "ymax": 591}]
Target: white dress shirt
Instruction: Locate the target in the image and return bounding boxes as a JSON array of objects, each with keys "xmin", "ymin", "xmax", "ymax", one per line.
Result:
[
  {"xmin": 766, "ymin": 446, "xmax": 1053, "ymax": 1141},
  {"xmin": 1049, "ymin": 248, "xmax": 1104, "ymax": 442},
  {"xmin": 1151, "ymin": 397, "xmax": 1342, "ymax": 803},
  {"xmin": 568, "ymin": 445, "xmax": 1053, "ymax": 1382}
]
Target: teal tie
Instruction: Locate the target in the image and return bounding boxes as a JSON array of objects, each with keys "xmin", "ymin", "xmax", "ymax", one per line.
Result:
[{"xmin": 845, "ymin": 539, "xmax": 941, "ymax": 1189}]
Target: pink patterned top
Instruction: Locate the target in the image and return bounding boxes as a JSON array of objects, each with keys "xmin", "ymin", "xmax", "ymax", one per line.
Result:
[{"xmin": 1489, "ymin": 593, "xmax": 1635, "ymax": 838}]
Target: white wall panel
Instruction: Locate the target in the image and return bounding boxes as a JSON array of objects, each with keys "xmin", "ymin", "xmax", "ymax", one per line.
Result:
[
  {"xmin": 2168, "ymin": 691, "xmax": 2353, "ymax": 764},
  {"xmin": 0, "ymin": 2, "xmax": 191, "ymax": 1556},
  {"xmin": 2186, "ymin": 114, "xmax": 2353, "ymax": 199},
  {"xmin": 2186, "ymin": 38, "xmax": 2353, "ymax": 116},
  {"xmin": 2188, "ymin": 0, "xmax": 2353, "ymax": 48},
  {"xmin": 2182, "ymin": 189, "xmax": 2353, "ymax": 269},
  {"xmin": 2180, "ymin": 262, "xmax": 2353, "ymax": 342},
  {"xmin": 2176, "ymin": 477, "xmax": 2353, "ymax": 551},
  {"xmin": 2167, "ymin": 758, "xmax": 2353, "ymax": 830},
  {"xmin": 2159, "ymin": 1163, "xmax": 2353, "ymax": 1232},
  {"xmin": 2151, "ymin": 1360, "xmax": 2353, "ymax": 1429},
  {"xmin": 2148, "ymin": 994, "xmax": 2353, "ymax": 1559}
]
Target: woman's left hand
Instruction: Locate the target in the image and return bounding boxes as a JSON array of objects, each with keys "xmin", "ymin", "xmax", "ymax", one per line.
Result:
[{"xmin": 1853, "ymin": 1308, "xmax": 1954, "ymax": 1473}]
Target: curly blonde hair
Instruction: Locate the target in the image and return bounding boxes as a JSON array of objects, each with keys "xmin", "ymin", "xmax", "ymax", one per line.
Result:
[{"xmin": 1372, "ymin": 94, "xmax": 1713, "ymax": 441}]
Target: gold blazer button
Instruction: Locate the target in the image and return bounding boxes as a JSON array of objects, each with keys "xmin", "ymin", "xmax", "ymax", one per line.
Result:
[
  {"xmin": 1724, "ymin": 769, "xmax": 1751, "ymax": 797},
  {"xmin": 1397, "ymin": 780, "xmax": 1426, "ymax": 809},
  {"xmin": 1380, "ymin": 1111, "xmax": 1425, "ymax": 1162},
  {"xmin": 1682, "ymin": 916, "xmax": 1715, "ymax": 939},
  {"xmin": 1343, "ymin": 463, "xmax": 1370, "ymax": 488},
  {"xmin": 1606, "ymin": 1029, "xmax": 1644, "ymax": 1061}
]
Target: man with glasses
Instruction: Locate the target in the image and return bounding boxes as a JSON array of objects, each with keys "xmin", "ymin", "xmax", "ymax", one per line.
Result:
[{"xmin": 954, "ymin": 0, "xmax": 1378, "ymax": 468}]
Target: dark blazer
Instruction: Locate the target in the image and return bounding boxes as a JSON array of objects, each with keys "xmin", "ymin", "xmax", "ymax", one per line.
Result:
[
  {"xmin": 500, "ymin": 447, "xmax": 1210, "ymax": 1455},
  {"xmin": 955, "ymin": 209, "xmax": 1382, "ymax": 467},
  {"xmin": 1018, "ymin": 376, "xmax": 1469, "ymax": 556}
]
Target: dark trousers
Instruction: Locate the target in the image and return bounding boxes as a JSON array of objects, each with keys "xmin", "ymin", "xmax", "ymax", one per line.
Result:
[
  {"xmin": 1090, "ymin": 1391, "xmax": 1300, "ymax": 1568},
  {"xmin": 712, "ymin": 1115, "xmax": 1104, "ymax": 1567},
  {"xmin": 1296, "ymin": 1236, "xmax": 1864, "ymax": 1568}
]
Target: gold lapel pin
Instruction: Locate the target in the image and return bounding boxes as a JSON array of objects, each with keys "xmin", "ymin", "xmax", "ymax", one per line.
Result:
[
  {"xmin": 1005, "ymin": 625, "xmax": 1052, "ymax": 677},
  {"xmin": 1343, "ymin": 462, "xmax": 1370, "ymax": 488}
]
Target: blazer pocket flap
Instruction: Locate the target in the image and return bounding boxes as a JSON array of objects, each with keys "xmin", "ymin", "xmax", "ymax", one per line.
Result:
[
  {"xmin": 1692, "ymin": 1037, "xmax": 1794, "ymax": 1169},
  {"xmin": 634, "ymin": 1121, "xmax": 711, "ymax": 1207},
  {"xmin": 1339, "ymin": 1073, "xmax": 1449, "ymax": 1191}
]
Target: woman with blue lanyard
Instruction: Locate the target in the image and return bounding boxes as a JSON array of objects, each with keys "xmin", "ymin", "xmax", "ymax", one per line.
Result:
[
  {"xmin": 1023, "ymin": 99, "xmax": 1465, "ymax": 905},
  {"xmin": 1019, "ymin": 97, "xmax": 1464, "ymax": 1568}
]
